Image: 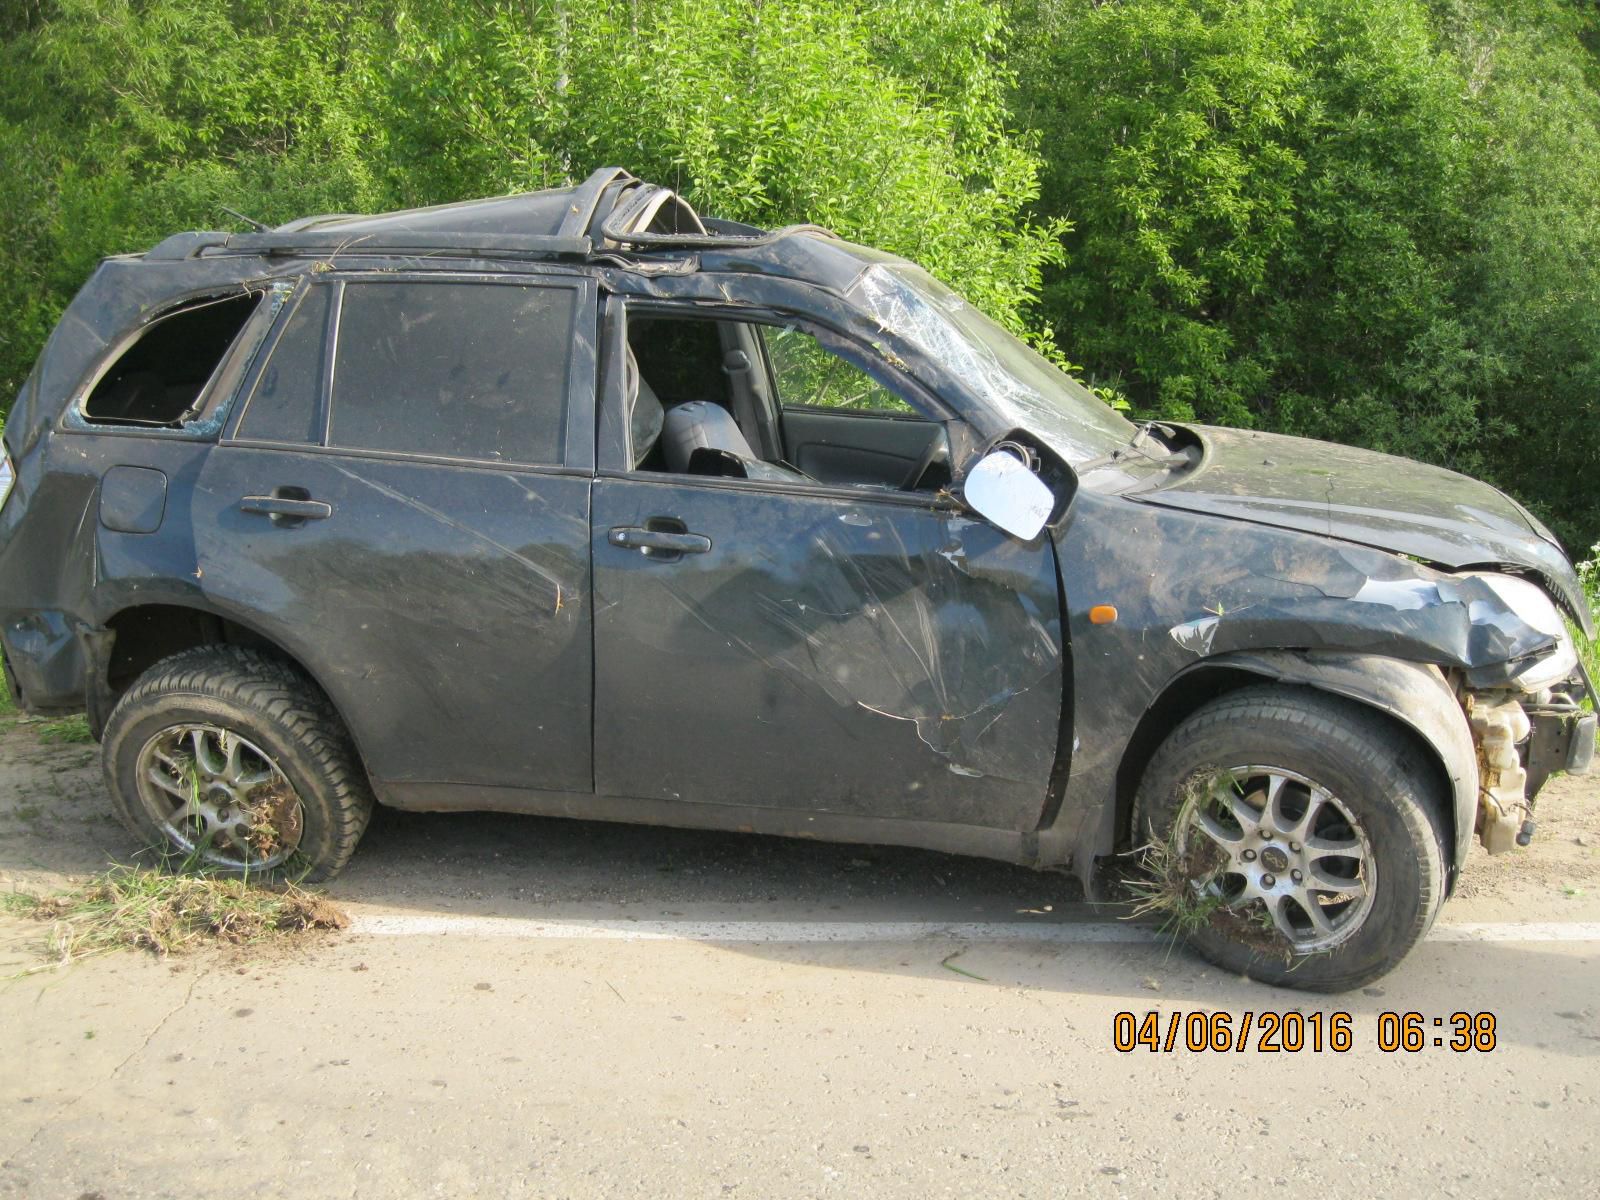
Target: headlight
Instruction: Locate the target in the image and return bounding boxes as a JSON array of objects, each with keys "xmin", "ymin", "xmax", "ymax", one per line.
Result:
[
  {"xmin": 1464, "ymin": 572, "xmax": 1577, "ymax": 691},
  {"xmin": 0, "ymin": 453, "xmax": 13, "ymax": 510}
]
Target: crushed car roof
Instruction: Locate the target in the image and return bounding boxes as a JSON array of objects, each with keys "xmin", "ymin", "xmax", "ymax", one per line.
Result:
[{"xmin": 143, "ymin": 167, "xmax": 832, "ymax": 264}]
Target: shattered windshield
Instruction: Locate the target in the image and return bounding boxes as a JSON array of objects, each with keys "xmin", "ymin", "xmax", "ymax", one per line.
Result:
[{"xmin": 844, "ymin": 262, "xmax": 1137, "ymax": 464}]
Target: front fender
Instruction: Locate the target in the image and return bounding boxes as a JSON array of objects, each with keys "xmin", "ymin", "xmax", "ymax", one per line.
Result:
[{"xmin": 1042, "ymin": 492, "xmax": 1498, "ymax": 885}]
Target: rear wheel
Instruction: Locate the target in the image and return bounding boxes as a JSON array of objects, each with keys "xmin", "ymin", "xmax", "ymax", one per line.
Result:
[
  {"xmin": 103, "ymin": 646, "xmax": 374, "ymax": 882},
  {"xmin": 1134, "ymin": 686, "xmax": 1447, "ymax": 991}
]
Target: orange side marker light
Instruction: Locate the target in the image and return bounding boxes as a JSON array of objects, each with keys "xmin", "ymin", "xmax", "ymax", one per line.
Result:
[{"xmin": 1088, "ymin": 605, "xmax": 1118, "ymax": 625}]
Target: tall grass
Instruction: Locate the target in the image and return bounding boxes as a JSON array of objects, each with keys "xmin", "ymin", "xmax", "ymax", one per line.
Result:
[
  {"xmin": 1576, "ymin": 543, "xmax": 1600, "ymax": 712},
  {"xmin": 0, "ymin": 654, "xmax": 14, "ymax": 720}
]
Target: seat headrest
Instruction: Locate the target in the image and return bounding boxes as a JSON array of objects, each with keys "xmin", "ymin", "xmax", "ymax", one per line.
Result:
[{"xmin": 661, "ymin": 400, "xmax": 757, "ymax": 473}]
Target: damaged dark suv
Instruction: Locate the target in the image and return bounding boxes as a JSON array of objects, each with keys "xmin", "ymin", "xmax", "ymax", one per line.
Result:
[{"xmin": 1, "ymin": 168, "xmax": 1594, "ymax": 989}]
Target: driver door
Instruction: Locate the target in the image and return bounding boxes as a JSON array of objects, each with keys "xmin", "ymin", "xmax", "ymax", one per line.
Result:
[{"xmin": 590, "ymin": 311, "xmax": 1065, "ymax": 831}]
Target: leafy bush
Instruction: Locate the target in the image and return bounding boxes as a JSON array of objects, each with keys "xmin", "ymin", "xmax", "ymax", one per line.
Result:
[
  {"xmin": 1010, "ymin": 0, "xmax": 1600, "ymax": 550},
  {"xmin": 1574, "ymin": 542, "xmax": 1600, "ymax": 697}
]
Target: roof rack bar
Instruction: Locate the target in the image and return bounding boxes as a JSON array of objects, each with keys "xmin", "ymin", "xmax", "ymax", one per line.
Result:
[
  {"xmin": 557, "ymin": 166, "xmax": 638, "ymax": 241},
  {"xmin": 214, "ymin": 231, "xmax": 595, "ymax": 258},
  {"xmin": 273, "ymin": 213, "xmax": 363, "ymax": 234}
]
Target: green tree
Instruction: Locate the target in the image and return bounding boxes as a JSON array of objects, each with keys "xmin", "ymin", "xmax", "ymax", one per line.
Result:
[
  {"xmin": 1013, "ymin": 0, "xmax": 1484, "ymax": 458},
  {"xmin": 1011, "ymin": 0, "xmax": 1600, "ymax": 548},
  {"xmin": 1433, "ymin": 0, "xmax": 1600, "ymax": 548},
  {"xmin": 0, "ymin": 0, "xmax": 1060, "ymax": 411}
]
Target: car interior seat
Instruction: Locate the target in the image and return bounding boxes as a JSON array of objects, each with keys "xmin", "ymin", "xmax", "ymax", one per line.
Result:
[
  {"xmin": 626, "ymin": 346, "xmax": 666, "ymax": 469},
  {"xmin": 660, "ymin": 400, "xmax": 759, "ymax": 472}
]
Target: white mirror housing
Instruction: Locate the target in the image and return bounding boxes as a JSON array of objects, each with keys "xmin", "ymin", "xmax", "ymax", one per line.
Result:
[{"xmin": 961, "ymin": 448, "xmax": 1055, "ymax": 540}]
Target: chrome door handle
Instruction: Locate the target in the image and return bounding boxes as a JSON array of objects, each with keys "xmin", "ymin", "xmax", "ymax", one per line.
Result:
[{"xmin": 241, "ymin": 488, "xmax": 332, "ymax": 526}]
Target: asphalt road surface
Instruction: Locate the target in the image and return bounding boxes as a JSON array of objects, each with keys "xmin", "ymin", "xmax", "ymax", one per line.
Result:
[{"xmin": 2, "ymin": 721, "xmax": 1598, "ymax": 1198}]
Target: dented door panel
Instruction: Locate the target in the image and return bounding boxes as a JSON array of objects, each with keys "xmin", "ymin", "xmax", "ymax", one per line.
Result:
[
  {"xmin": 590, "ymin": 476, "xmax": 1064, "ymax": 829},
  {"xmin": 192, "ymin": 448, "xmax": 594, "ymax": 793}
]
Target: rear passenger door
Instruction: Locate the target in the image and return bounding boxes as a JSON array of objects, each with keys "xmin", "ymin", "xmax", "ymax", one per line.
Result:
[{"xmin": 195, "ymin": 272, "xmax": 597, "ymax": 805}]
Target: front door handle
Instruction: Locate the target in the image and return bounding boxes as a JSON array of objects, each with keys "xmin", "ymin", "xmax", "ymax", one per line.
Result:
[
  {"xmin": 241, "ymin": 487, "xmax": 332, "ymax": 527},
  {"xmin": 608, "ymin": 523, "xmax": 711, "ymax": 559}
]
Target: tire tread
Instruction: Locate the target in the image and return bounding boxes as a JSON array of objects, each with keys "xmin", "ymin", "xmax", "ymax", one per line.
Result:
[
  {"xmin": 1136, "ymin": 685, "xmax": 1447, "ymax": 992},
  {"xmin": 103, "ymin": 646, "xmax": 374, "ymax": 880}
]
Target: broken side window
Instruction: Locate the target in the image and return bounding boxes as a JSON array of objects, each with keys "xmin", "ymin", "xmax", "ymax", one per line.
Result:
[
  {"xmin": 82, "ymin": 292, "xmax": 266, "ymax": 428},
  {"xmin": 329, "ymin": 281, "xmax": 575, "ymax": 466}
]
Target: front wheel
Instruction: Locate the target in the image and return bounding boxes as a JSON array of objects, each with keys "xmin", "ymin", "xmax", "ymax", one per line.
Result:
[
  {"xmin": 102, "ymin": 646, "xmax": 374, "ymax": 883},
  {"xmin": 1134, "ymin": 686, "xmax": 1448, "ymax": 991}
]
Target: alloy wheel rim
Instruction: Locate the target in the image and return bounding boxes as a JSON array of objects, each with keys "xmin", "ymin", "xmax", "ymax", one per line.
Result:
[
  {"xmin": 1175, "ymin": 766, "xmax": 1377, "ymax": 954},
  {"xmin": 134, "ymin": 723, "xmax": 305, "ymax": 870}
]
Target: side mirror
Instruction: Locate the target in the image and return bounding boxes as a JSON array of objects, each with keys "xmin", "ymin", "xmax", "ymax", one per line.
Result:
[{"xmin": 961, "ymin": 448, "xmax": 1055, "ymax": 540}]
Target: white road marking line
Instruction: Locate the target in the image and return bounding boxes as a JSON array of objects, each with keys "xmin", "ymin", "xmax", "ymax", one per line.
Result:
[
  {"xmin": 350, "ymin": 914, "xmax": 1600, "ymax": 945},
  {"xmin": 351, "ymin": 916, "xmax": 1154, "ymax": 943},
  {"xmin": 1426, "ymin": 922, "xmax": 1600, "ymax": 943}
]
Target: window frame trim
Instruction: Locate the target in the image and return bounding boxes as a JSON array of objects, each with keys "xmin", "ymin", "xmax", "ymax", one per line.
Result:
[
  {"xmin": 599, "ymin": 297, "xmax": 964, "ymax": 501},
  {"xmin": 226, "ymin": 278, "xmax": 336, "ymax": 448}
]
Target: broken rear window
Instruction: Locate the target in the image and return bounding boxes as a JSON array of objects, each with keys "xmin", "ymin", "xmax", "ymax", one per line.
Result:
[{"xmin": 82, "ymin": 293, "xmax": 265, "ymax": 428}]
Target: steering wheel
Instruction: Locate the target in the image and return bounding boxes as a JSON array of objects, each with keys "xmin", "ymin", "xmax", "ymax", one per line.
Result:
[{"xmin": 900, "ymin": 426, "xmax": 952, "ymax": 491}]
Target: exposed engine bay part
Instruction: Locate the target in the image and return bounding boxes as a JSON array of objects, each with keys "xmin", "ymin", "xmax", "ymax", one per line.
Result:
[{"xmin": 1468, "ymin": 697, "xmax": 1532, "ymax": 856}]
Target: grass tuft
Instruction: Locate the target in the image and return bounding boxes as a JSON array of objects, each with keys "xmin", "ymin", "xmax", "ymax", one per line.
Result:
[
  {"xmin": 0, "ymin": 653, "xmax": 14, "ymax": 729},
  {"xmin": 35, "ymin": 715, "xmax": 92, "ymax": 744},
  {"xmin": 1122, "ymin": 768, "xmax": 1292, "ymax": 961},
  {"xmin": 1577, "ymin": 543, "xmax": 1600, "ymax": 712},
  {"xmin": 3, "ymin": 865, "xmax": 347, "ymax": 965}
]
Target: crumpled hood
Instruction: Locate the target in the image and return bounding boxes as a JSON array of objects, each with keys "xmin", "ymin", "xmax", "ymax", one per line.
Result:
[{"xmin": 1134, "ymin": 424, "xmax": 1594, "ymax": 638}]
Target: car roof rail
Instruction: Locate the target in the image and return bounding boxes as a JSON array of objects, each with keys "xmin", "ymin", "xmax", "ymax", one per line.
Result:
[
  {"xmin": 596, "ymin": 180, "xmax": 837, "ymax": 250},
  {"xmin": 144, "ymin": 232, "xmax": 235, "ymax": 260},
  {"xmin": 558, "ymin": 166, "xmax": 641, "ymax": 240},
  {"xmin": 137, "ymin": 168, "xmax": 839, "ymax": 264},
  {"xmin": 203, "ymin": 230, "xmax": 597, "ymax": 259}
]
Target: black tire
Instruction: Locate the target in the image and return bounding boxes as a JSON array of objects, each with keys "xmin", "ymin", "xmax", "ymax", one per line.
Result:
[
  {"xmin": 1134, "ymin": 685, "xmax": 1448, "ymax": 992},
  {"xmin": 102, "ymin": 646, "xmax": 374, "ymax": 883}
]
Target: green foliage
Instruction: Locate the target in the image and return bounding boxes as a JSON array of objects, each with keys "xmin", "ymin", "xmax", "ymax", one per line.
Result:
[
  {"xmin": 2, "ymin": 0, "xmax": 1599, "ymax": 553},
  {"xmin": 1012, "ymin": 1, "xmax": 1484, "ymax": 454},
  {"xmin": 1577, "ymin": 543, "xmax": 1600, "ymax": 697},
  {"xmin": 1433, "ymin": 0, "xmax": 1600, "ymax": 553},
  {"xmin": 0, "ymin": 0, "xmax": 1058, "ymax": 408},
  {"xmin": 1010, "ymin": 0, "xmax": 1600, "ymax": 548},
  {"xmin": 764, "ymin": 326, "xmax": 914, "ymax": 412},
  {"xmin": 36, "ymin": 714, "xmax": 92, "ymax": 744},
  {"xmin": 374, "ymin": 0, "xmax": 1064, "ymax": 333}
]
